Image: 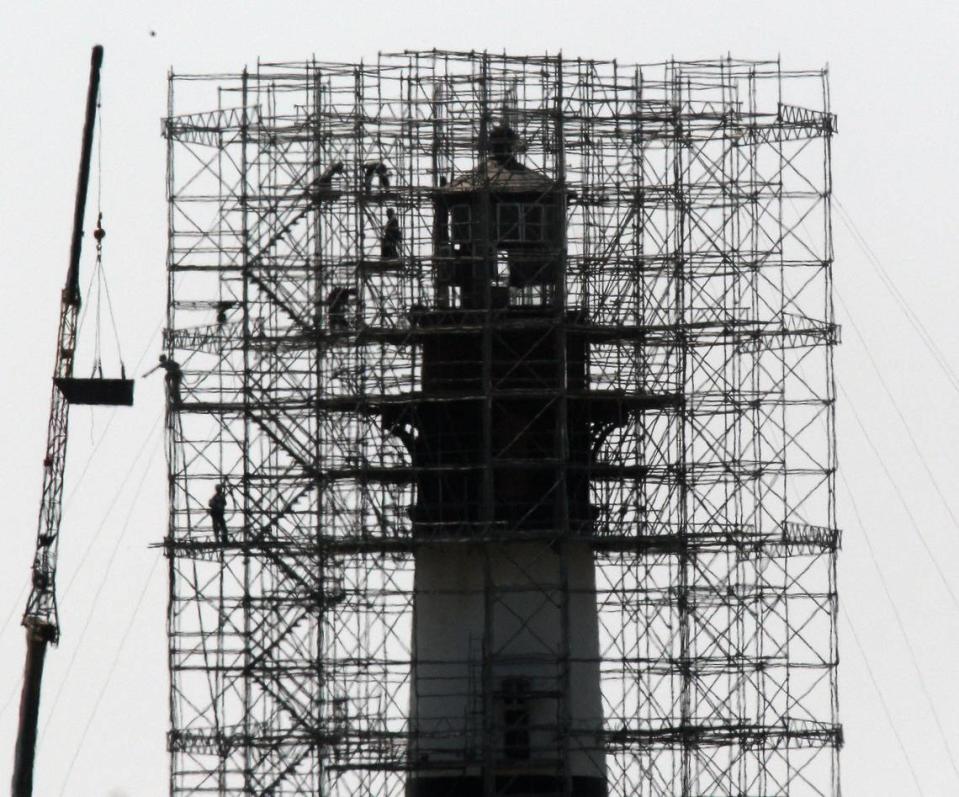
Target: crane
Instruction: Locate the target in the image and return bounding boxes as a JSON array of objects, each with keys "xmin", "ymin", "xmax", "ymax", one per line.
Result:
[{"xmin": 11, "ymin": 45, "xmax": 133, "ymax": 797}]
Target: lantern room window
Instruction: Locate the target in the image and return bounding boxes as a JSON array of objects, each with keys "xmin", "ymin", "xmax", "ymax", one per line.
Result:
[
  {"xmin": 524, "ymin": 203, "xmax": 545, "ymax": 242},
  {"xmin": 496, "ymin": 202, "xmax": 550, "ymax": 243}
]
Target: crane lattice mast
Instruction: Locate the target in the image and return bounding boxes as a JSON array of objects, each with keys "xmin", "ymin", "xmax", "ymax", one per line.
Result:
[{"xmin": 11, "ymin": 44, "xmax": 122, "ymax": 797}]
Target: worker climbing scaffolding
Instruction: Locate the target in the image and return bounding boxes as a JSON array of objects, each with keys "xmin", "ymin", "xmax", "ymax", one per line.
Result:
[{"xmin": 325, "ymin": 287, "xmax": 357, "ymax": 330}]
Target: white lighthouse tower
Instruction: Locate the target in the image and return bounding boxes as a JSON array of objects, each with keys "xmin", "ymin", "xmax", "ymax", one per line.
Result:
[{"xmin": 380, "ymin": 124, "xmax": 641, "ymax": 797}]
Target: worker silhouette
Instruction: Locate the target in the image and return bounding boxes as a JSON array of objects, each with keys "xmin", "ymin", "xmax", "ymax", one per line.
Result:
[
  {"xmin": 309, "ymin": 161, "xmax": 345, "ymax": 204},
  {"xmin": 326, "ymin": 287, "xmax": 357, "ymax": 331},
  {"xmin": 144, "ymin": 354, "xmax": 183, "ymax": 407},
  {"xmin": 208, "ymin": 483, "xmax": 228, "ymax": 544},
  {"xmin": 363, "ymin": 161, "xmax": 390, "ymax": 192},
  {"xmin": 381, "ymin": 208, "xmax": 401, "ymax": 259},
  {"xmin": 215, "ymin": 300, "xmax": 235, "ymax": 325}
]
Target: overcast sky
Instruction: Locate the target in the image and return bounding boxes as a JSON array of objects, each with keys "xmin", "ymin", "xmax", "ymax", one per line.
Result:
[{"xmin": 2, "ymin": 1, "xmax": 958, "ymax": 794}]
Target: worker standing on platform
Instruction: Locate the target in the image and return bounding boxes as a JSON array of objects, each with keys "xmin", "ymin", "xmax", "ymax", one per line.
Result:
[
  {"xmin": 208, "ymin": 483, "xmax": 228, "ymax": 544},
  {"xmin": 144, "ymin": 354, "xmax": 183, "ymax": 408},
  {"xmin": 381, "ymin": 208, "xmax": 401, "ymax": 259}
]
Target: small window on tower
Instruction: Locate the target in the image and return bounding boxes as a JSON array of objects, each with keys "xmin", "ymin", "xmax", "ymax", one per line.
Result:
[
  {"xmin": 502, "ymin": 676, "xmax": 531, "ymax": 760},
  {"xmin": 497, "ymin": 203, "xmax": 522, "ymax": 242},
  {"xmin": 496, "ymin": 249, "xmax": 510, "ymax": 284}
]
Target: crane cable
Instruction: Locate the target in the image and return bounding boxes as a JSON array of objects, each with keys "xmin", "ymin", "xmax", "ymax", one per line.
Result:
[{"xmin": 87, "ymin": 87, "xmax": 126, "ymax": 380}]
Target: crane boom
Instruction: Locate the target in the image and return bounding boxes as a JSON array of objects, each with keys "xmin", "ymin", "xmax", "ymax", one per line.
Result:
[{"xmin": 11, "ymin": 44, "xmax": 104, "ymax": 797}]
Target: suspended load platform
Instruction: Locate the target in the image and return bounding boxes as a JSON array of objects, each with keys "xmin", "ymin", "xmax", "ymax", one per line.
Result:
[{"xmin": 55, "ymin": 376, "xmax": 134, "ymax": 406}]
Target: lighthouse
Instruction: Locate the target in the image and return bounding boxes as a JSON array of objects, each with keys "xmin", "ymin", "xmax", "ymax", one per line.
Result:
[
  {"xmin": 164, "ymin": 51, "xmax": 841, "ymax": 797},
  {"xmin": 381, "ymin": 124, "xmax": 625, "ymax": 797}
]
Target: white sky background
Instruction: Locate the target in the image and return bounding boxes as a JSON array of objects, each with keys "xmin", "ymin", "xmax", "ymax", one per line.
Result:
[{"xmin": 0, "ymin": 1, "xmax": 957, "ymax": 794}]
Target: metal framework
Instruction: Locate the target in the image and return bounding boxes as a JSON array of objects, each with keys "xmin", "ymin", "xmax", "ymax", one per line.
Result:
[{"xmin": 163, "ymin": 51, "xmax": 840, "ymax": 796}]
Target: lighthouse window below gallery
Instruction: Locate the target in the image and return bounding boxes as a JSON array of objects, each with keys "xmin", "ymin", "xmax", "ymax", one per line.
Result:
[
  {"xmin": 450, "ymin": 204, "xmax": 471, "ymax": 242},
  {"xmin": 501, "ymin": 676, "xmax": 532, "ymax": 760}
]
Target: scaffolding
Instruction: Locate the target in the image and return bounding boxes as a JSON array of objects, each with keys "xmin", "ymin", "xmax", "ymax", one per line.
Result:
[{"xmin": 162, "ymin": 51, "xmax": 840, "ymax": 796}]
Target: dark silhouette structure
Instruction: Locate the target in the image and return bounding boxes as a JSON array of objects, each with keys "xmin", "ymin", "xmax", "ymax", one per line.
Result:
[
  {"xmin": 381, "ymin": 208, "xmax": 401, "ymax": 259},
  {"xmin": 208, "ymin": 484, "xmax": 228, "ymax": 543},
  {"xmin": 14, "ymin": 45, "xmax": 134, "ymax": 797},
  {"xmin": 162, "ymin": 52, "xmax": 840, "ymax": 797}
]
